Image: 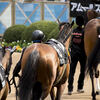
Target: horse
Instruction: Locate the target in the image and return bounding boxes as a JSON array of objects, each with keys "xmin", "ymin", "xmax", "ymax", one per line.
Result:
[
  {"xmin": 0, "ymin": 46, "xmax": 16, "ymax": 100},
  {"xmin": 84, "ymin": 9, "xmax": 100, "ymax": 100},
  {"xmin": 18, "ymin": 21, "xmax": 74, "ymax": 100}
]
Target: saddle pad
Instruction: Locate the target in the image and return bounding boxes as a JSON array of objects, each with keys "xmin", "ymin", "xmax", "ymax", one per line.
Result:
[
  {"xmin": 46, "ymin": 38, "xmax": 68, "ymax": 66},
  {"xmin": 0, "ymin": 64, "xmax": 6, "ymax": 90}
]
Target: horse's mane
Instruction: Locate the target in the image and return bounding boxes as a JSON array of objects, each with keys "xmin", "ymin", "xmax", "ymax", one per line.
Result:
[
  {"xmin": 57, "ymin": 23, "xmax": 70, "ymax": 43},
  {"xmin": 57, "ymin": 21, "xmax": 74, "ymax": 44}
]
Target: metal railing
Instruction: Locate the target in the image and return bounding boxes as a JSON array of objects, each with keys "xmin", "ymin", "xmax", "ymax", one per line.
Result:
[{"xmin": 0, "ymin": 0, "xmax": 70, "ymax": 34}]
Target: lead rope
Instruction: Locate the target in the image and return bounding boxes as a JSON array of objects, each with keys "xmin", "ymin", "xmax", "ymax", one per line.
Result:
[{"xmin": 10, "ymin": 74, "xmax": 20, "ymax": 100}]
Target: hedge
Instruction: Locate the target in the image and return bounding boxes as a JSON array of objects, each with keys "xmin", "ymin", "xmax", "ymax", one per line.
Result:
[
  {"xmin": 3, "ymin": 25, "xmax": 27, "ymax": 43},
  {"xmin": 3, "ymin": 21, "xmax": 59, "ymax": 43},
  {"xmin": 21, "ymin": 21, "xmax": 59, "ymax": 42}
]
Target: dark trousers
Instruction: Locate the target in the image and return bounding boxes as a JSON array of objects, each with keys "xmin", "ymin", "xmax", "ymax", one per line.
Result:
[{"xmin": 68, "ymin": 51, "xmax": 86, "ymax": 92}]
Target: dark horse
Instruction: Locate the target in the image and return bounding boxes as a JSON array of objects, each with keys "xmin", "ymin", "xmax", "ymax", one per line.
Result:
[
  {"xmin": 0, "ymin": 46, "xmax": 16, "ymax": 100},
  {"xmin": 84, "ymin": 9, "xmax": 100, "ymax": 100},
  {"xmin": 18, "ymin": 21, "xmax": 74, "ymax": 100}
]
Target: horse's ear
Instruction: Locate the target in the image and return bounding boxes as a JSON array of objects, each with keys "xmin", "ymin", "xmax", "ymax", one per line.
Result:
[
  {"xmin": 57, "ymin": 18, "xmax": 61, "ymax": 24},
  {"xmin": 71, "ymin": 20, "xmax": 74, "ymax": 27},
  {"xmin": 2, "ymin": 46, "xmax": 6, "ymax": 56}
]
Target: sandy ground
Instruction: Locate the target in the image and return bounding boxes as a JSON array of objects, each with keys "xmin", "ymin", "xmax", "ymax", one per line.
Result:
[{"xmin": 6, "ymin": 52, "xmax": 100, "ymax": 100}]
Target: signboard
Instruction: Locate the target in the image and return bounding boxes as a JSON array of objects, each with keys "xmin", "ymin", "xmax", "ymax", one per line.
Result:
[{"xmin": 70, "ymin": 0, "xmax": 100, "ymax": 17}]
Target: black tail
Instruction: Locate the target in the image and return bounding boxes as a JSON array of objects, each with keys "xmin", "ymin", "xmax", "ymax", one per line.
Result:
[
  {"xmin": 18, "ymin": 49, "xmax": 42, "ymax": 100},
  {"xmin": 86, "ymin": 26, "xmax": 100, "ymax": 74}
]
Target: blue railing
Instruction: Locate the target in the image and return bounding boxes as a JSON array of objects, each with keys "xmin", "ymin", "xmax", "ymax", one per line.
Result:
[{"xmin": 0, "ymin": 1, "xmax": 69, "ymax": 34}]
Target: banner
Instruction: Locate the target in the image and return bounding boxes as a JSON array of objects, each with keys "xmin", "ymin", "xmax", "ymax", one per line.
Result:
[{"xmin": 70, "ymin": 0, "xmax": 100, "ymax": 17}]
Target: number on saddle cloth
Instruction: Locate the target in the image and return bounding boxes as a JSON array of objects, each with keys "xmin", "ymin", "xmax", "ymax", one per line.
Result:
[
  {"xmin": 46, "ymin": 39, "xmax": 68, "ymax": 66},
  {"xmin": 0, "ymin": 64, "xmax": 6, "ymax": 90}
]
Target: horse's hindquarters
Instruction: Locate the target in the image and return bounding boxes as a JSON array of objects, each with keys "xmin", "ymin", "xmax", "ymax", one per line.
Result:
[
  {"xmin": 84, "ymin": 19, "xmax": 100, "ymax": 57},
  {"xmin": 20, "ymin": 44, "xmax": 59, "ymax": 100}
]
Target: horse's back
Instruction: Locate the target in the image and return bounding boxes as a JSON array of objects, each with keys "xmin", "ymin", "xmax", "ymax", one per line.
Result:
[
  {"xmin": 84, "ymin": 18, "xmax": 100, "ymax": 57},
  {"xmin": 22, "ymin": 43, "xmax": 59, "ymax": 68}
]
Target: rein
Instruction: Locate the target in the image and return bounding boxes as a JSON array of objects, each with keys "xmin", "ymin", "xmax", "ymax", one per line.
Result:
[
  {"xmin": 9, "ymin": 74, "xmax": 20, "ymax": 100},
  {"xmin": 53, "ymin": 64, "xmax": 67, "ymax": 86}
]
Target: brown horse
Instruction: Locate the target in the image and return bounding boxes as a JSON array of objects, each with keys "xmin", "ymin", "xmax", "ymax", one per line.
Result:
[
  {"xmin": 84, "ymin": 9, "xmax": 100, "ymax": 100},
  {"xmin": 18, "ymin": 21, "xmax": 74, "ymax": 100},
  {"xmin": 87, "ymin": 9, "xmax": 100, "ymax": 21},
  {"xmin": 0, "ymin": 46, "xmax": 16, "ymax": 100}
]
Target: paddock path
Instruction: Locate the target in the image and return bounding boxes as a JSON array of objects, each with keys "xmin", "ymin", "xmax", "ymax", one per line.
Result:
[{"xmin": 7, "ymin": 52, "xmax": 100, "ymax": 100}]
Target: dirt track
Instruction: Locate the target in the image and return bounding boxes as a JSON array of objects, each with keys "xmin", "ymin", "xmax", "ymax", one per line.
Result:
[{"xmin": 6, "ymin": 52, "xmax": 100, "ymax": 100}]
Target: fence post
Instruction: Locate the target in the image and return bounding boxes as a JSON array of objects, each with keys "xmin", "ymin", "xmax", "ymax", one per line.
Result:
[
  {"xmin": 11, "ymin": 0, "xmax": 15, "ymax": 26},
  {"xmin": 67, "ymin": 0, "xmax": 71, "ymax": 22},
  {"xmin": 40, "ymin": 2, "xmax": 44, "ymax": 20}
]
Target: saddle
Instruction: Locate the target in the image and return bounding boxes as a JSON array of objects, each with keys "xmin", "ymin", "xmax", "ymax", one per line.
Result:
[{"xmin": 46, "ymin": 38, "xmax": 68, "ymax": 66}]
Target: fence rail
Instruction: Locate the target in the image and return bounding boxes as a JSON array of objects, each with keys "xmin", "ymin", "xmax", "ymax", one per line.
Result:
[{"xmin": 0, "ymin": 0, "xmax": 70, "ymax": 34}]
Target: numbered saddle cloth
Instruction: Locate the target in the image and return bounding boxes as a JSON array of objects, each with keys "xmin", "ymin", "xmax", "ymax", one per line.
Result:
[
  {"xmin": 0, "ymin": 64, "xmax": 6, "ymax": 90},
  {"xmin": 46, "ymin": 38, "xmax": 68, "ymax": 66}
]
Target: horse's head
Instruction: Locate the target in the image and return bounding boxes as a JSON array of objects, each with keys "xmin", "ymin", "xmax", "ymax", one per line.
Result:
[
  {"xmin": 87, "ymin": 9, "xmax": 100, "ymax": 21},
  {"xmin": 57, "ymin": 21, "xmax": 74, "ymax": 44},
  {"xmin": 0, "ymin": 46, "xmax": 16, "ymax": 70},
  {"xmin": 0, "ymin": 46, "xmax": 16, "ymax": 90}
]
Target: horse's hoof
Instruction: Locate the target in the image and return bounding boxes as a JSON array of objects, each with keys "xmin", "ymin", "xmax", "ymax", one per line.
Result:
[
  {"xmin": 92, "ymin": 95, "xmax": 96, "ymax": 100},
  {"xmin": 92, "ymin": 98, "xmax": 96, "ymax": 100},
  {"xmin": 92, "ymin": 96, "xmax": 96, "ymax": 100},
  {"xmin": 92, "ymin": 94, "xmax": 96, "ymax": 100},
  {"xmin": 96, "ymin": 91, "xmax": 100, "ymax": 95}
]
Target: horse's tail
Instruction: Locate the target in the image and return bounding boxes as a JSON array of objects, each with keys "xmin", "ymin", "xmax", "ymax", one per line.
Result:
[
  {"xmin": 19, "ymin": 49, "xmax": 42, "ymax": 100},
  {"xmin": 86, "ymin": 26, "xmax": 100, "ymax": 74}
]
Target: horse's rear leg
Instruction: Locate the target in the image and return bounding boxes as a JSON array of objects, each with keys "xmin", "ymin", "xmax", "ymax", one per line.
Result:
[
  {"xmin": 95, "ymin": 70, "xmax": 100, "ymax": 95},
  {"xmin": 1, "ymin": 83, "xmax": 8, "ymax": 100},
  {"xmin": 55, "ymin": 82, "xmax": 66, "ymax": 100},
  {"xmin": 50, "ymin": 87, "xmax": 56, "ymax": 100},
  {"xmin": 90, "ymin": 70, "xmax": 96, "ymax": 100},
  {"xmin": 40, "ymin": 85, "xmax": 53, "ymax": 100}
]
